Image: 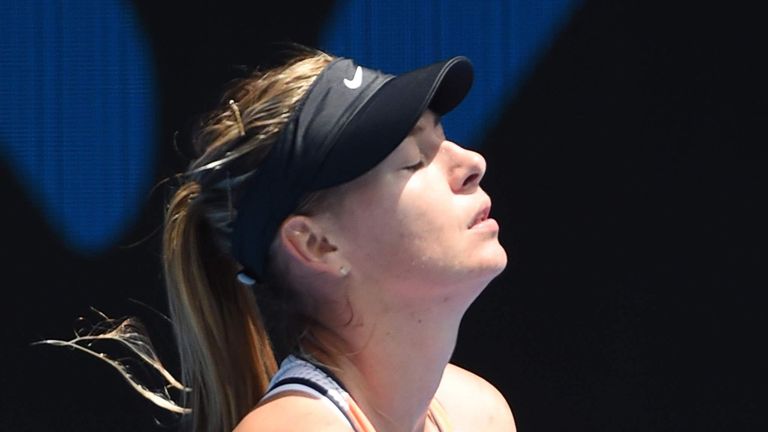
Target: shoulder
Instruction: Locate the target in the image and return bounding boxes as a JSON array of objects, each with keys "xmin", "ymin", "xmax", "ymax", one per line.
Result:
[
  {"xmin": 233, "ymin": 391, "xmax": 352, "ymax": 432},
  {"xmin": 436, "ymin": 363, "xmax": 517, "ymax": 432}
]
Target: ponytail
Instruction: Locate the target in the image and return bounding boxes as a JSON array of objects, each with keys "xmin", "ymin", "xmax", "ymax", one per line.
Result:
[{"xmin": 163, "ymin": 181, "xmax": 276, "ymax": 431}]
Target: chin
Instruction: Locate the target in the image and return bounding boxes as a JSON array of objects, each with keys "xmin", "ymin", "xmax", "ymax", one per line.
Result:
[{"xmin": 471, "ymin": 244, "xmax": 508, "ymax": 281}]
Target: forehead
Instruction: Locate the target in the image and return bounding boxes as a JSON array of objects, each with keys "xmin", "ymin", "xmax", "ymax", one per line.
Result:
[
  {"xmin": 408, "ymin": 110, "xmax": 440, "ymax": 137},
  {"xmin": 386, "ymin": 110, "xmax": 443, "ymax": 160}
]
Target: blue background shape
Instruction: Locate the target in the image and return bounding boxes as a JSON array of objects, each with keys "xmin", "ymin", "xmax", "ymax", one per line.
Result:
[
  {"xmin": 0, "ymin": 0, "xmax": 156, "ymax": 253},
  {"xmin": 320, "ymin": 0, "xmax": 582, "ymax": 149}
]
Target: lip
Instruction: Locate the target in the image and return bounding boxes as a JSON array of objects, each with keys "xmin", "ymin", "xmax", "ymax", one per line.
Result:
[
  {"xmin": 468, "ymin": 202, "xmax": 492, "ymax": 229},
  {"xmin": 470, "ymin": 217, "xmax": 499, "ymax": 232}
]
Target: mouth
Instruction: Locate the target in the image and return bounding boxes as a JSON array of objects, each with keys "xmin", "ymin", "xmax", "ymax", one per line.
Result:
[{"xmin": 468, "ymin": 203, "xmax": 491, "ymax": 229}]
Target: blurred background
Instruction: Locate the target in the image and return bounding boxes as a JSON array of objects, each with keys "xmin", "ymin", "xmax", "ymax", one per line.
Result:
[{"xmin": 1, "ymin": 0, "xmax": 766, "ymax": 430}]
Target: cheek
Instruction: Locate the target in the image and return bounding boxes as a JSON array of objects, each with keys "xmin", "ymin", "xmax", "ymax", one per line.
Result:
[
  {"xmin": 332, "ymin": 180, "xmax": 403, "ymax": 254},
  {"xmin": 333, "ymin": 170, "xmax": 467, "ymax": 282},
  {"xmin": 340, "ymin": 179, "xmax": 450, "ymax": 261},
  {"xmin": 394, "ymin": 194, "xmax": 450, "ymax": 249},
  {"xmin": 389, "ymin": 178, "xmax": 460, "ymax": 265}
]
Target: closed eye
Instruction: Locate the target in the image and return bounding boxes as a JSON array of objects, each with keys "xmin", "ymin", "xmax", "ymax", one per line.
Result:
[{"xmin": 404, "ymin": 160, "xmax": 425, "ymax": 171}]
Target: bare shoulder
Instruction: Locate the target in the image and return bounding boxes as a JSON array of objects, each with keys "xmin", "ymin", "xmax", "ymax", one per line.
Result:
[
  {"xmin": 436, "ymin": 363, "xmax": 517, "ymax": 432},
  {"xmin": 233, "ymin": 392, "xmax": 352, "ymax": 432}
]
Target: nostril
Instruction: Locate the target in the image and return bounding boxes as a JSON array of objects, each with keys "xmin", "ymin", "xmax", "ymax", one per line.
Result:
[{"xmin": 463, "ymin": 173, "xmax": 479, "ymax": 188}]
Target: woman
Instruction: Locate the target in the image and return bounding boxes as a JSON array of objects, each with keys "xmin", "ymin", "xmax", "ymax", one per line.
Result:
[{"xmin": 163, "ymin": 45, "xmax": 514, "ymax": 431}]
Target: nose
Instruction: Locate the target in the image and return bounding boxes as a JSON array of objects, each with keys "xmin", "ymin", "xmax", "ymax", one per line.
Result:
[{"xmin": 446, "ymin": 141, "xmax": 486, "ymax": 193}]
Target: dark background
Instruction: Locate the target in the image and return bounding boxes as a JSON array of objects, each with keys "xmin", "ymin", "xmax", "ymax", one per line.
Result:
[{"xmin": 2, "ymin": 0, "xmax": 766, "ymax": 431}]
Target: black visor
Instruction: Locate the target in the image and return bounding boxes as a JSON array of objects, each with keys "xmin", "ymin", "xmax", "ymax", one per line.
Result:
[{"xmin": 231, "ymin": 55, "xmax": 474, "ymax": 283}]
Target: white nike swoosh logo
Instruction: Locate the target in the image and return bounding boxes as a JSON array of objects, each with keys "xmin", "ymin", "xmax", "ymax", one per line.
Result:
[{"xmin": 343, "ymin": 66, "xmax": 363, "ymax": 89}]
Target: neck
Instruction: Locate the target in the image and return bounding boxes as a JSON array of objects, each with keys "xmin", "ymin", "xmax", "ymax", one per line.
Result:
[{"xmin": 309, "ymin": 290, "xmax": 470, "ymax": 432}]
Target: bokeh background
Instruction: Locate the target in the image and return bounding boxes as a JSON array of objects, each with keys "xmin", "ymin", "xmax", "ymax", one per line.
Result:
[{"xmin": 2, "ymin": 0, "xmax": 766, "ymax": 430}]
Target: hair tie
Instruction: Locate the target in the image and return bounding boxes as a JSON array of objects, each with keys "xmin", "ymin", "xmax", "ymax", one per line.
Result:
[{"xmin": 236, "ymin": 271, "xmax": 256, "ymax": 286}]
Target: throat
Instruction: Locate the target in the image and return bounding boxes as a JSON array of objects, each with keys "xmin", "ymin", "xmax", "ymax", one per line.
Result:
[{"xmin": 310, "ymin": 311, "xmax": 462, "ymax": 432}]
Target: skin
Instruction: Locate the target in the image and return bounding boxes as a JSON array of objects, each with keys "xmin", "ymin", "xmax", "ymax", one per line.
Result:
[{"xmin": 234, "ymin": 110, "xmax": 515, "ymax": 432}]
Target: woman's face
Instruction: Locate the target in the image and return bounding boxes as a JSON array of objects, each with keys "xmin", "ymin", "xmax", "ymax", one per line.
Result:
[{"xmin": 324, "ymin": 110, "xmax": 507, "ymax": 304}]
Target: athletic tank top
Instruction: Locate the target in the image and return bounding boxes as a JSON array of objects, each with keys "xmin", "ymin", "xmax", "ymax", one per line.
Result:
[{"xmin": 260, "ymin": 355, "xmax": 454, "ymax": 432}]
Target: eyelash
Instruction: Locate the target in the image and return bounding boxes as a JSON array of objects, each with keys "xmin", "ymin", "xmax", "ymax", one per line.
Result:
[{"xmin": 404, "ymin": 160, "xmax": 425, "ymax": 171}]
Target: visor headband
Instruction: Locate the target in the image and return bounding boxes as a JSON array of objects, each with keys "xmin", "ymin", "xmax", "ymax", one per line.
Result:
[{"xmin": 231, "ymin": 58, "xmax": 394, "ymax": 282}]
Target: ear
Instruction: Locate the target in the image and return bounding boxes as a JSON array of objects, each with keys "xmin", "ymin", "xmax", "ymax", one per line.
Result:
[{"xmin": 278, "ymin": 215, "xmax": 346, "ymax": 276}]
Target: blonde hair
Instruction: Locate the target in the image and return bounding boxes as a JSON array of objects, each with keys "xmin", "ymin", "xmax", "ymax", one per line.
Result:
[{"xmin": 39, "ymin": 46, "xmax": 335, "ymax": 432}]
